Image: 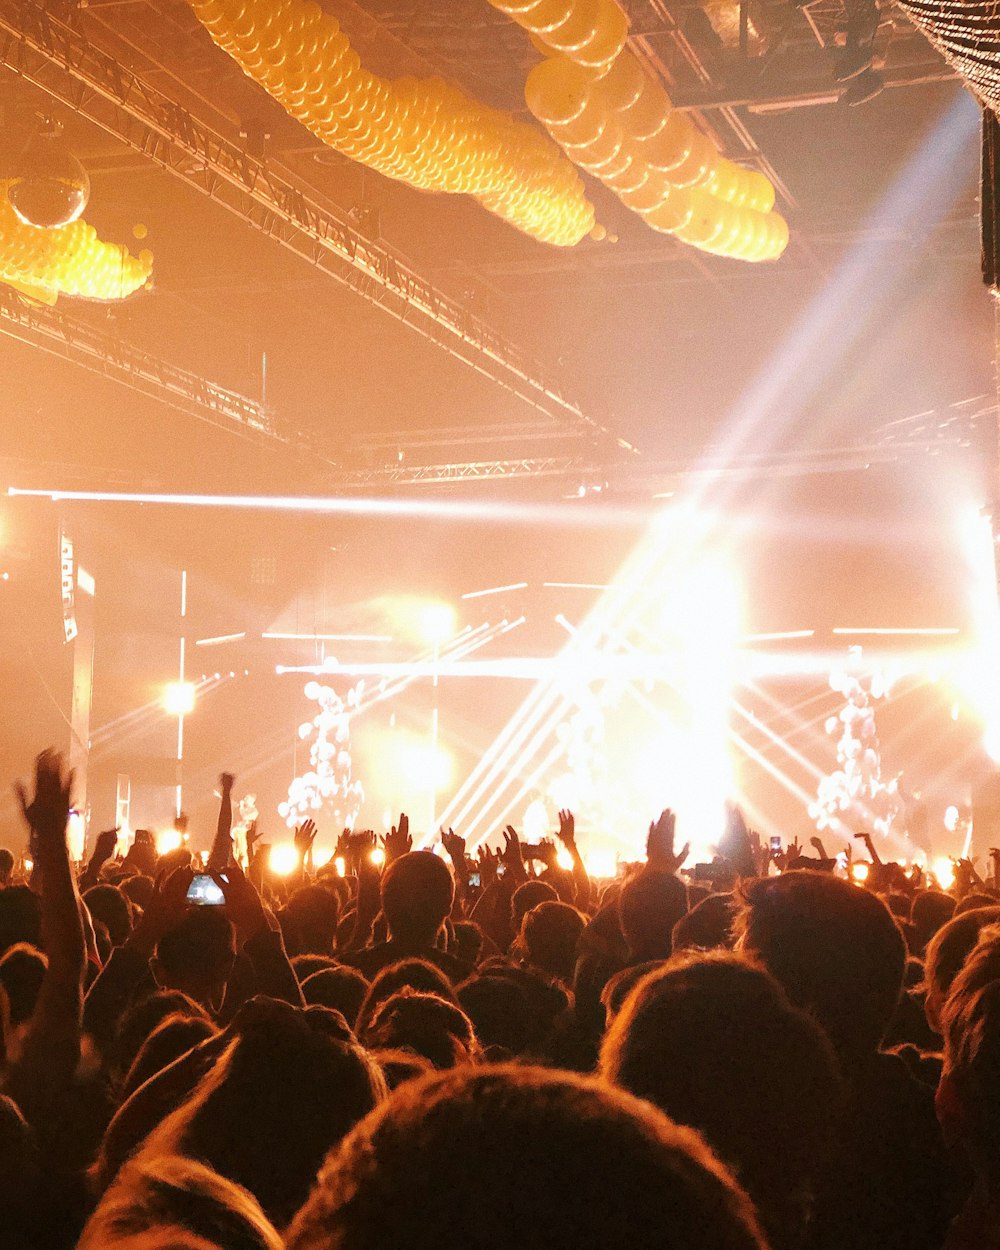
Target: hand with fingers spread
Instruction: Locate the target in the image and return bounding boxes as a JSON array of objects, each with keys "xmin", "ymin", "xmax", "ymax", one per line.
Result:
[
  {"xmin": 384, "ymin": 813, "xmax": 412, "ymax": 864},
  {"xmin": 557, "ymin": 809, "xmax": 576, "ymax": 849},
  {"xmin": 294, "ymin": 818, "xmax": 318, "ymax": 864},
  {"xmin": 534, "ymin": 837, "xmax": 558, "ymax": 870},
  {"xmin": 16, "ymin": 750, "xmax": 74, "ymax": 857},
  {"xmin": 477, "ymin": 845, "xmax": 501, "ymax": 888},
  {"xmin": 646, "ymin": 809, "xmax": 689, "ymax": 874}
]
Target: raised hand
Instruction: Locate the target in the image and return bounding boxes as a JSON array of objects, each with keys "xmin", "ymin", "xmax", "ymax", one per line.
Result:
[
  {"xmin": 441, "ymin": 827, "xmax": 466, "ymax": 865},
  {"xmin": 211, "ymin": 860, "xmax": 269, "ymax": 945},
  {"xmin": 477, "ymin": 845, "xmax": 500, "ymax": 887},
  {"xmin": 15, "ymin": 750, "xmax": 73, "ymax": 855},
  {"xmin": 93, "ymin": 827, "xmax": 119, "ymax": 866},
  {"xmin": 501, "ymin": 825, "xmax": 526, "ymax": 881},
  {"xmin": 294, "ymin": 818, "xmax": 318, "ymax": 863},
  {"xmin": 647, "ymin": 809, "xmax": 689, "ymax": 873},
  {"xmin": 384, "ymin": 812, "xmax": 412, "ymax": 864},
  {"xmin": 130, "ymin": 864, "xmax": 194, "ymax": 954},
  {"xmin": 535, "ymin": 837, "xmax": 558, "ymax": 869},
  {"xmin": 219, "ymin": 772, "xmax": 235, "ymax": 795},
  {"xmin": 557, "ymin": 809, "xmax": 576, "ymax": 848}
]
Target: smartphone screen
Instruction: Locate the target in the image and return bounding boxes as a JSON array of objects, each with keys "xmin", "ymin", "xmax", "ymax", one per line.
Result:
[
  {"xmin": 468, "ymin": 872, "xmax": 481, "ymax": 888},
  {"xmin": 186, "ymin": 874, "xmax": 225, "ymax": 906},
  {"xmin": 769, "ymin": 836, "xmax": 782, "ymax": 855}
]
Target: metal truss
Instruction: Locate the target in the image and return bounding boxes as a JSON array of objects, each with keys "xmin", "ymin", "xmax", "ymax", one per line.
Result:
[
  {"xmin": 0, "ymin": 1, "xmax": 606, "ymax": 438},
  {"xmin": 329, "ymin": 456, "xmax": 592, "ymax": 486},
  {"xmin": 0, "ymin": 284, "xmax": 324, "ymax": 452}
]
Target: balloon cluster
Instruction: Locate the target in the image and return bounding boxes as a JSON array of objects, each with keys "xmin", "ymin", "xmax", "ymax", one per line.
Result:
[
  {"xmin": 278, "ymin": 680, "xmax": 364, "ymax": 830},
  {"xmin": 0, "ymin": 181, "xmax": 152, "ymax": 303},
  {"xmin": 187, "ymin": 0, "xmax": 595, "ymax": 246},
  {"xmin": 810, "ymin": 660, "xmax": 902, "ymax": 838},
  {"xmin": 508, "ymin": 2, "xmax": 788, "ymax": 260}
]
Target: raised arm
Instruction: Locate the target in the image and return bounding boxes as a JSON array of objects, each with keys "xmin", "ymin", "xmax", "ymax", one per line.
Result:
[
  {"xmin": 7, "ymin": 752, "xmax": 85, "ymax": 1120},
  {"xmin": 207, "ymin": 772, "xmax": 235, "ymax": 874},
  {"xmin": 557, "ymin": 809, "xmax": 592, "ymax": 910}
]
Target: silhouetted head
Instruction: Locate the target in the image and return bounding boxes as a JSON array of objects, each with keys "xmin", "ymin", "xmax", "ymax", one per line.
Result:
[
  {"xmin": 369, "ymin": 1047, "xmax": 433, "ymax": 1090},
  {"xmin": 0, "ymin": 886, "xmax": 41, "ymax": 958},
  {"xmin": 123, "ymin": 1013, "xmax": 220, "ymax": 1100},
  {"xmin": 736, "ymin": 870, "xmax": 905, "ymax": 1059},
  {"xmin": 458, "ymin": 972, "xmax": 535, "ymax": 1055},
  {"xmin": 112, "ymin": 991, "xmax": 210, "ymax": 1081},
  {"xmin": 356, "ymin": 958, "xmax": 457, "ymax": 1036},
  {"xmin": 361, "ymin": 989, "xmax": 479, "ymax": 1069},
  {"xmin": 619, "ymin": 871, "xmax": 688, "ymax": 961},
  {"xmin": 380, "ymin": 852, "xmax": 454, "ymax": 947},
  {"xmin": 286, "ymin": 1065, "xmax": 768, "ymax": 1250},
  {"xmin": 78, "ymin": 1154, "xmax": 283, "ymax": 1250},
  {"xmin": 672, "ymin": 893, "xmax": 735, "ymax": 953},
  {"xmin": 924, "ymin": 906, "xmax": 1000, "ymax": 1033},
  {"xmin": 153, "ymin": 909, "xmax": 237, "ymax": 1011},
  {"xmin": 302, "ymin": 966, "xmax": 369, "ymax": 1027},
  {"xmin": 602, "ymin": 951, "xmax": 841, "ymax": 1250},
  {"xmin": 281, "ymin": 885, "xmax": 340, "ymax": 957},
  {"xmin": 511, "ymin": 879, "xmax": 558, "ymax": 930},
  {"xmin": 84, "ymin": 884, "xmax": 133, "ymax": 949},
  {"xmin": 911, "ymin": 890, "xmax": 957, "ymax": 955},
  {"xmin": 0, "ymin": 849, "xmax": 14, "ymax": 885},
  {"xmin": 120, "ymin": 874, "xmax": 155, "ymax": 912},
  {"xmin": 600, "ymin": 961, "xmax": 662, "ymax": 1026},
  {"xmin": 140, "ymin": 998, "xmax": 386, "ymax": 1229},
  {"xmin": 519, "ymin": 901, "xmax": 585, "ymax": 984},
  {"xmin": 0, "ymin": 942, "xmax": 46, "ymax": 1026}
]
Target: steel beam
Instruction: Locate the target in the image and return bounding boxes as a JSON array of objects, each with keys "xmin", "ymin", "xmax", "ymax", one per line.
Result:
[{"xmin": 0, "ymin": 1, "xmax": 607, "ymax": 437}]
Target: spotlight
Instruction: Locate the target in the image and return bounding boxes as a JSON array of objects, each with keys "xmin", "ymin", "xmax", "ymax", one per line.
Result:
[
  {"xmin": 155, "ymin": 828, "xmax": 183, "ymax": 856},
  {"xmin": 269, "ymin": 843, "xmax": 300, "ymax": 876},
  {"xmin": 163, "ymin": 681, "xmax": 196, "ymax": 716},
  {"xmin": 418, "ymin": 602, "xmax": 456, "ymax": 646},
  {"xmin": 4, "ymin": 124, "xmax": 90, "ymax": 228}
]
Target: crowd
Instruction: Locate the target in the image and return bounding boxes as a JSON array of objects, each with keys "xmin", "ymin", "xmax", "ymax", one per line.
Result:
[{"xmin": 2, "ymin": 748, "xmax": 1000, "ymax": 1249}]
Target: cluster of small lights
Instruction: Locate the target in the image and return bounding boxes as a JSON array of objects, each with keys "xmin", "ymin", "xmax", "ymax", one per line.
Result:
[
  {"xmin": 809, "ymin": 656, "xmax": 901, "ymax": 839},
  {"xmin": 0, "ymin": 182, "xmax": 152, "ymax": 302},
  {"xmin": 520, "ymin": 25, "xmax": 788, "ymax": 260},
  {"xmin": 187, "ymin": 0, "xmax": 596, "ymax": 246},
  {"xmin": 898, "ymin": 0, "xmax": 1000, "ymax": 112},
  {"xmin": 278, "ymin": 680, "xmax": 364, "ymax": 829}
]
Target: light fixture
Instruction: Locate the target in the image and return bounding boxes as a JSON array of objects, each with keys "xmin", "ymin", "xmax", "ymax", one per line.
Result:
[{"xmin": 4, "ymin": 122, "xmax": 91, "ymax": 229}]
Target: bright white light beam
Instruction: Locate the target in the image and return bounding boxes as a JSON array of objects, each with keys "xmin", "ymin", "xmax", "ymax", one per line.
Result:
[
  {"xmin": 461, "ymin": 582, "xmax": 528, "ymax": 600},
  {"xmin": 263, "ymin": 631, "xmax": 393, "ymax": 643},
  {"xmin": 195, "ymin": 632, "xmax": 247, "ymax": 647}
]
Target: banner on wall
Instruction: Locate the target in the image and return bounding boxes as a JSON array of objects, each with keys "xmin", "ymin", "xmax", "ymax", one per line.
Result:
[{"xmin": 60, "ymin": 528, "xmax": 77, "ymax": 643}]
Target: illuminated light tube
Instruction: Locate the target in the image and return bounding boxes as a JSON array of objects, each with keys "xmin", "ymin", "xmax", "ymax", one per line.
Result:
[
  {"xmin": 831, "ymin": 627, "xmax": 961, "ymax": 637},
  {"xmin": 461, "ymin": 582, "xmax": 529, "ymax": 600},
  {"xmin": 195, "ymin": 632, "xmax": 247, "ymax": 647},
  {"xmin": 543, "ymin": 581, "xmax": 609, "ymax": 590},
  {"xmin": 740, "ymin": 630, "xmax": 815, "ymax": 643},
  {"xmin": 6, "ymin": 487, "xmax": 651, "ymax": 529},
  {"xmin": 263, "ymin": 631, "xmax": 394, "ymax": 643}
]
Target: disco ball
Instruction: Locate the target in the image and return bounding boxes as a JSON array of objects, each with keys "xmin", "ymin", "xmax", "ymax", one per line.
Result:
[{"xmin": 5, "ymin": 133, "xmax": 90, "ymax": 229}]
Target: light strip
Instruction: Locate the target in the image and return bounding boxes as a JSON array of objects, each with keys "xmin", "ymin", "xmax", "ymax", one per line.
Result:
[
  {"xmin": 831, "ymin": 627, "xmax": 961, "ymax": 637},
  {"xmin": 741, "ymin": 629, "xmax": 815, "ymax": 643},
  {"xmin": 7, "ymin": 486, "xmax": 650, "ymax": 528},
  {"xmin": 195, "ymin": 632, "xmax": 247, "ymax": 647},
  {"xmin": 461, "ymin": 582, "xmax": 528, "ymax": 600},
  {"xmin": 543, "ymin": 581, "xmax": 609, "ymax": 590},
  {"xmin": 262, "ymin": 631, "xmax": 393, "ymax": 643}
]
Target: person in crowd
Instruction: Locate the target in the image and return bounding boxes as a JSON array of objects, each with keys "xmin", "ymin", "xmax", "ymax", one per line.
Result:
[
  {"xmin": 285, "ymin": 1065, "xmax": 770, "ymax": 1250},
  {"xmin": 360, "ymin": 987, "xmax": 480, "ymax": 1068},
  {"xmin": 736, "ymin": 870, "xmax": 956, "ymax": 1250},
  {"xmin": 601, "ymin": 950, "xmax": 842, "ymax": 1250}
]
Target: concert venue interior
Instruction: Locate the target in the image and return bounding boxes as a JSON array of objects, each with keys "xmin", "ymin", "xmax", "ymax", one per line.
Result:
[{"xmin": 2, "ymin": 0, "xmax": 999, "ymax": 878}]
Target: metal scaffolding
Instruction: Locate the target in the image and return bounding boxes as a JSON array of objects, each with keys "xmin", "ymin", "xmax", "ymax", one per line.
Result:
[{"xmin": 0, "ymin": 1, "xmax": 610, "ymax": 438}]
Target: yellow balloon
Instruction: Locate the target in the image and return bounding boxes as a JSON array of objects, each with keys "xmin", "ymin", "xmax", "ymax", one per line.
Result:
[
  {"xmin": 576, "ymin": 1, "xmax": 629, "ymax": 69},
  {"xmin": 641, "ymin": 185, "xmax": 693, "ymax": 233},
  {"xmin": 524, "ymin": 56, "xmax": 594, "ymax": 126}
]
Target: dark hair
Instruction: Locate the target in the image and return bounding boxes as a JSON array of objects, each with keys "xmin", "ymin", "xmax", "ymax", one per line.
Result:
[
  {"xmin": 924, "ymin": 907, "xmax": 1000, "ymax": 1033},
  {"xmin": 286, "ymin": 1065, "xmax": 768, "ymax": 1250},
  {"xmin": 736, "ymin": 871, "xmax": 905, "ymax": 1056},
  {"xmin": 458, "ymin": 973, "xmax": 535, "ymax": 1055},
  {"xmin": 112, "ymin": 991, "xmax": 210, "ymax": 1082},
  {"xmin": 619, "ymin": 872, "xmax": 688, "ymax": 960},
  {"xmin": 519, "ymin": 901, "xmax": 585, "ymax": 983},
  {"xmin": 601, "ymin": 951, "xmax": 841, "ymax": 1250},
  {"xmin": 154, "ymin": 909, "xmax": 237, "ymax": 996},
  {"xmin": 910, "ymin": 890, "xmax": 956, "ymax": 954},
  {"xmin": 84, "ymin": 884, "xmax": 133, "ymax": 949},
  {"xmin": 672, "ymin": 893, "xmax": 735, "ymax": 953},
  {"xmin": 292, "ymin": 954, "xmax": 337, "ymax": 981},
  {"xmin": 280, "ymin": 885, "xmax": 340, "ymax": 957},
  {"xmin": 0, "ymin": 886, "xmax": 42, "ymax": 958},
  {"xmin": 356, "ymin": 958, "xmax": 457, "ymax": 1037},
  {"xmin": 380, "ymin": 852, "xmax": 454, "ymax": 945},
  {"xmin": 139, "ymin": 999, "xmax": 386, "ymax": 1229},
  {"xmin": 511, "ymin": 879, "xmax": 558, "ymax": 929},
  {"xmin": 120, "ymin": 875, "xmax": 155, "ymax": 912},
  {"xmin": 122, "ymin": 1013, "xmax": 219, "ymax": 1100},
  {"xmin": 0, "ymin": 849, "xmax": 14, "ymax": 878},
  {"xmin": 361, "ymin": 989, "xmax": 479, "ymax": 1069},
  {"xmin": 0, "ymin": 942, "xmax": 47, "ymax": 1026},
  {"xmin": 369, "ymin": 1047, "xmax": 433, "ymax": 1090},
  {"xmin": 302, "ymin": 966, "xmax": 369, "ymax": 1027}
]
